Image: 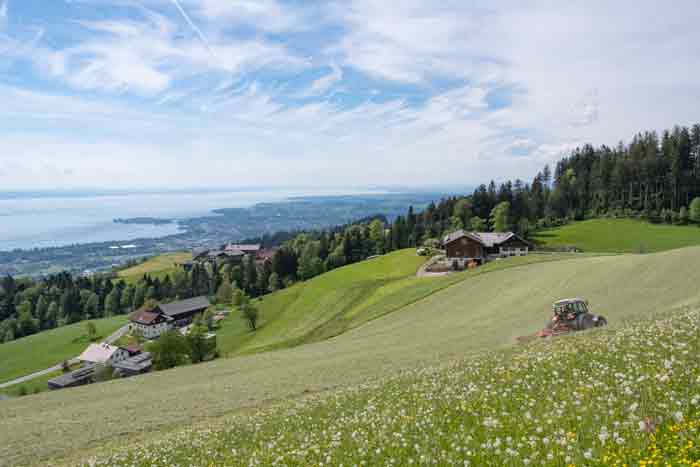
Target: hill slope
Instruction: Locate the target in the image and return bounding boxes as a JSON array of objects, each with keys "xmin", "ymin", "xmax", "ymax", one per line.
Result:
[
  {"xmin": 5, "ymin": 247, "xmax": 700, "ymax": 465},
  {"xmin": 532, "ymin": 218, "xmax": 700, "ymax": 252},
  {"xmin": 69, "ymin": 306, "xmax": 700, "ymax": 467}
]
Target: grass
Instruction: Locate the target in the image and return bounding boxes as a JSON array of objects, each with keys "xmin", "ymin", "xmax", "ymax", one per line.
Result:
[
  {"xmin": 531, "ymin": 218, "xmax": 700, "ymax": 253},
  {"xmin": 116, "ymin": 252, "xmax": 191, "ymax": 283},
  {"xmin": 0, "ymin": 371, "xmax": 62, "ymax": 398},
  {"xmin": 216, "ymin": 251, "xmax": 582, "ymax": 356},
  {"xmin": 70, "ymin": 305, "xmax": 700, "ymax": 467},
  {"xmin": 0, "ymin": 315, "xmax": 127, "ymax": 384},
  {"xmin": 5, "ymin": 247, "xmax": 700, "ymax": 465}
]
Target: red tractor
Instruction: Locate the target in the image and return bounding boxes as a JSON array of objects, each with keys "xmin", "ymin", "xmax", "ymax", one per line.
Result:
[{"xmin": 537, "ymin": 298, "xmax": 607, "ymax": 337}]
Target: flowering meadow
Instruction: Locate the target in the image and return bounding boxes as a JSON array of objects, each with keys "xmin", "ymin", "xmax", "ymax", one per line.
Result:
[{"xmin": 77, "ymin": 306, "xmax": 700, "ymax": 467}]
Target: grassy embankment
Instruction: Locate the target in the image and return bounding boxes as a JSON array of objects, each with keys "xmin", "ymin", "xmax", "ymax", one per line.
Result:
[
  {"xmin": 0, "ymin": 315, "xmax": 127, "ymax": 386},
  {"xmin": 116, "ymin": 252, "xmax": 191, "ymax": 284},
  {"xmin": 5, "ymin": 247, "xmax": 700, "ymax": 465},
  {"xmin": 532, "ymin": 217, "xmax": 700, "ymax": 252}
]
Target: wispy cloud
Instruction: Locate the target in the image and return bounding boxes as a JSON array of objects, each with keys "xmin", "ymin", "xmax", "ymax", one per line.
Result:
[{"xmin": 299, "ymin": 63, "xmax": 343, "ymax": 97}]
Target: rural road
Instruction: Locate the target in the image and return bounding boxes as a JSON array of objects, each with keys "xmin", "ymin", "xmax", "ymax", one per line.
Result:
[{"xmin": 0, "ymin": 324, "xmax": 130, "ymax": 390}]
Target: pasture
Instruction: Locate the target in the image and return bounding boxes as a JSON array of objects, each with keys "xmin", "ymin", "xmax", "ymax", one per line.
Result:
[
  {"xmin": 531, "ymin": 218, "xmax": 700, "ymax": 252},
  {"xmin": 4, "ymin": 247, "xmax": 700, "ymax": 465},
  {"xmin": 116, "ymin": 252, "xmax": 191, "ymax": 283},
  {"xmin": 216, "ymin": 251, "xmax": 582, "ymax": 355}
]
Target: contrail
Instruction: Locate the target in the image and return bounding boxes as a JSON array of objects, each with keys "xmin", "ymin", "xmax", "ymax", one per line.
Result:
[{"xmin": 168, "ymin": 0, "xmax": 214, "ymax": 55}]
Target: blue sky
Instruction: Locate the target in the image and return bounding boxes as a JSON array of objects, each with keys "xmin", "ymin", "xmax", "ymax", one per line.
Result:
[{"xmin": 1, "ymin": 0, "xmax": 699, "ymax": 189}]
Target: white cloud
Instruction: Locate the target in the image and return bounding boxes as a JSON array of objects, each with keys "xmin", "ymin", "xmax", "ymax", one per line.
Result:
[
  {"xmin": 195, "ymin": 0, "xmax": 310, "ymax": 32},
  {"xmin": 35, "ymin": 13, "xmax": 308, "ymax": 95}
]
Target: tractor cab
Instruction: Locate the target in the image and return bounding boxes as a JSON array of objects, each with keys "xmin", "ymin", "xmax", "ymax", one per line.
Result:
[{"xmin": 553, "ymin": 298, "xmax": 588, "ymax": 321}]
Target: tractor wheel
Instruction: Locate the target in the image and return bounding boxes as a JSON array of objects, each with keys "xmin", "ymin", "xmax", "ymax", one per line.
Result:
[{"xmin": 595, "ymin": 316, "xmax": 608, "ymax": 327}]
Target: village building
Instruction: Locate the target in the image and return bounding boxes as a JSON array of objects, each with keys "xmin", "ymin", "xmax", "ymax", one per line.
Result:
[
  {"xmin": 48, "ymin": 364, "xmax": 96, "ymax": 390},
  {"xmin": 78, "ymin": 343, "xmax": 130, "ymax": 366},
  {"xmin": 128, "ymin": 296, "xmax": 210, "ymax": 339},
  {"xmin": 443, "ymin": 231, "xmax": 531, "ymax": 265}
]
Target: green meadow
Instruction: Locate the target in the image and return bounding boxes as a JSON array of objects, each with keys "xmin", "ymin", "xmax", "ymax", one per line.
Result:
[{"xmin": 532, "ymin": 218, "xmax": 700, "ymax": 253}]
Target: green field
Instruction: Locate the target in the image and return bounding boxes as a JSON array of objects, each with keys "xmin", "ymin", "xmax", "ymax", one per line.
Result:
[
  {"xmin": 532, "ymin": 218, "xmax": 700, "ymax": 252},
  {"xmin": 116, "ymin": 252, "xmax": 191, "ymax": 283},
  {"xmin": 5, "ymin": 247, "xmax": 700, "ymax": 465},
  {"xmin": 217, "ymin": 250, "xmax": 587, "ymax": 356},
  {"xmin": 0, "ymin": 315, "xmax": 127, "ymax": 384}
]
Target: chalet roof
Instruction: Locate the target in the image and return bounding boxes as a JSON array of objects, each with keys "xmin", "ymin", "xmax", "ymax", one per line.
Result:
[
  {"xmin": 472, "ymin": 232, "xmax": 516, "ymax": 247},
  {"xmin": 224, "ymin": 243, "xmax": 261, "ymax": 252},
  {"xmin": 112, "ymin": 352, "xmax": 152, "ymax": 373},
  {"xmin": 78, "ymin": 343, "xmax": 121, "ymax": 364},
  {"xmin": 442, "ymin": 230, "xmax": 529, "ymax": 248},
  {"xmin": 129, "ymin": 308, "xmax": 168, "ymax": 325},
  {"xmin": 158, "ymin": 296, "xmax": 210, "ymax": 318}
]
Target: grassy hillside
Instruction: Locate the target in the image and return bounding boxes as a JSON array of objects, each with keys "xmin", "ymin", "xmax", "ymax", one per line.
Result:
[
  {"xmin": 116, "ymin": 252, "xmax": 190, "ymax": 283},
  {"xmin": 0, "ymin": 315, "xmax": 127, "ymax": 384},
  {"xmin": 5, "ymin": 247, "xmax": 700, "ymax": 465},
  {"xmin": 532, "ymin": 218, "xmax": 700, "ymax": 252},
  {"xmin": 68, "ymin": 306, "xmax": 700, "ymax": 467},
  {"xmin": 215, "ymin": 251, "xmax": 578, "ymax": 355}
]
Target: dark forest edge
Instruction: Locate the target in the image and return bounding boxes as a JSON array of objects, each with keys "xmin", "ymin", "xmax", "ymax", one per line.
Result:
[{"xmin": 1, "ymin": 122, "xmax": 700, "ymax": 344}]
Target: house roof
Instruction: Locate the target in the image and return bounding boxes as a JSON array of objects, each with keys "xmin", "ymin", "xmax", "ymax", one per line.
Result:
[
  {"xmin": 224, "ymin": 243, "xmax": 261, "ymax": 252},
  {"xmin": 443, "ymin": 230, "xmax": 530, "ymax": 247},
  {"xmin": 129, "ymin": 308, "xmax": 167, "ymax": 325},
  {"xmin": 159, "ymin": 296, "xmax": 210, "ymax": 318},
  {"xmin": 112, "ymin": 352, "xmax": 153, "ymax": 373},
  {"xmin": 78, "ymin": 343, "xmax": 122, "ymax": 364},
  {"xmin": 48, "ymin": 364, "xmax": 96, "ymax": 388}
]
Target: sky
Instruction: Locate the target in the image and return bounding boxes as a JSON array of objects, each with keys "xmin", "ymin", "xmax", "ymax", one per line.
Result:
[{"xmin": 0, "ymin": 0, "xmax": 699, "ymax": 190}]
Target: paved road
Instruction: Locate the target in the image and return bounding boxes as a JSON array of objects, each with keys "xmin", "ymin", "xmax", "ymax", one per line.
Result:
[{"xmin": 0, "ymin": 324, "xmax": 130, "ymax": 390}]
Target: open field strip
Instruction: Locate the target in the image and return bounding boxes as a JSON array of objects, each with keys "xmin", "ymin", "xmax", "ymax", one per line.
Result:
[
  {"xmin": 116, "ymin": 251, "xmax": 191, "ymax": 283},
  {"xmin": 532, "ymin": 218, "xmax": 700, "ymax": 253},
  {"xmin": 3, "ymin": 247, "xmax": 700, "ymax": 465},
  {"xmin": 65, "ymin": 305, "xmax": 700, "ymax": 467}
]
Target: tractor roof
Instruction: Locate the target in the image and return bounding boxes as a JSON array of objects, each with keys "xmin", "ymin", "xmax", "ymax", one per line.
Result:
[{"xmin": 554, "ymin": 298, "xmax": 586, "ymax": 305}]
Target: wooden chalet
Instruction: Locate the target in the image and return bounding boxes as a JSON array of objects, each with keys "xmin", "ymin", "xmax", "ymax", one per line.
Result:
[
  {"xmin": 443, "ymin": 231, "xmax": 531, "ymax": 265},
  {"xmin": 129, "ymin": 296, "xmax": 210, "ymax": 339}
]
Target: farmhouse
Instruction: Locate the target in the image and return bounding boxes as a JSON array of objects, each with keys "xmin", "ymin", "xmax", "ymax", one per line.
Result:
[
  {"xmin": 78, "ymin": 343, "xmax": 130, "ymax": 366},
  {"xmin": 224, "ymin": 243, "xmax": 261, "ymax": 255},
  {"xmin": 129, "ymin": 296, "xmax": 210, "ymax": 339},
  {"xmin": 443, "ymin": 231, "xmax": 530, "ymax": 265}
]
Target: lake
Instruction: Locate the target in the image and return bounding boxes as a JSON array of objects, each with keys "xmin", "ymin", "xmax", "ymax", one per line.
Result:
[{"xmin": 0, "ymin": 189, "xmax": 384, "ymax": 251}]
